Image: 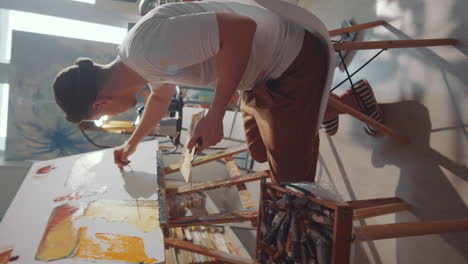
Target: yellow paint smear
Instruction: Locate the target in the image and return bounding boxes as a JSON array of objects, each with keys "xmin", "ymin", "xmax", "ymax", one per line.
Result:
[
  {"xmin": 75, "ymin": 227, "xmax": 157, "ymax": 264},
  {"xmin": 36, "ymin": 204, "xmax": 80, "ymax": 261},
  {"xmin": 84, "ymin": 200, "xmax": 159, "ymax": 233},
  {"xmin": 36, "ymin": 217, "xmax": 78, "ymax": 261}
]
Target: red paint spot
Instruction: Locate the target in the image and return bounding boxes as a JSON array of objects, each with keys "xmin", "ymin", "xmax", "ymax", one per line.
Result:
[
  {"xmin": 9, "ymin": 256, "xmax": 19, "ymax": 262},
  {"xmin": 54, "ymin": 192, "xmax": 83, "ymax": 202},
  {"xmin": 33, "ymin": 165, "xmax": 56, "ymax": 179},
  {"xmin": 36, "ymin": 165, "xmax": 55, "ymax": 174}
]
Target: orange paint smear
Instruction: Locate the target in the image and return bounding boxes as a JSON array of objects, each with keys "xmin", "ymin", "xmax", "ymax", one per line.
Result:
[
  {"xmin": 75, "ymin": 227, "xmax": 157, "ymax": 264},
  {"xmin": 36, "ymin": 165, "xmax": 55, "ymax": 174}
]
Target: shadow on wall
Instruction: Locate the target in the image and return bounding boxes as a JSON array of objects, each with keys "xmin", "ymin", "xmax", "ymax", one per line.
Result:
[
  {"xmin": 371, "ymin": 101, "xmax": 468, "ymax": 263},
  {"xmin": 393, "ymin": 0, "xmax": 468, "ymax": 57},
  {"xmin": 380, "ymin": 23, "xmax": 468, "ymax": 89}
]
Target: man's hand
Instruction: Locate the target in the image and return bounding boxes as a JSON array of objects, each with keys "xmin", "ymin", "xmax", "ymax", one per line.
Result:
[
  {"xmin": 114, "ymin": 142, "xmax": 137, "ymax": 170},
  {"xmin": 187, "ymin": 111, "xmax": 224, "ymax": 151},
  {"xmin": 112, "ymin": 84, "xmax": 174, "ymax": 170}
]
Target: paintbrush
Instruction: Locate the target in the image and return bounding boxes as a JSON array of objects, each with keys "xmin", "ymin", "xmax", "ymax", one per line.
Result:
[
  {"xmin": 136, "ymin": 198, "xmax": 141, "ymax": 220},
  {"xmin": 119, "ymin": 163, "xmax": 134, "ymax": 175},
  {"xmin": 189, "ymin": 137, "xmax": 202, "ymax": 201}
]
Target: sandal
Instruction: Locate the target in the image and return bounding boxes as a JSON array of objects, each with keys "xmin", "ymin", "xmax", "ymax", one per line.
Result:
[
  {"xmin": 322, "ymin": 116, "xmax": 339, "ymax": 136},
  {"xmin": 352, "ymin": 79, "xmax": 384, "ymax": 135}
]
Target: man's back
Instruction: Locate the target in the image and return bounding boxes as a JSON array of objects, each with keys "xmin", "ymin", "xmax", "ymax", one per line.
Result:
[{"xmin": 118, "ymin": 0, "xmax": 304, "ymax": 90}]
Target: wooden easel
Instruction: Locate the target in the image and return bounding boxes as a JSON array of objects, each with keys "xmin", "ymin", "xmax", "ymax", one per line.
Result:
[
  {"xmin": 350, "ymin": 198, "xmax": 468, "ymax": 242},
  {"xmin": 159, "ymin": 145, "xmax": 468, "ymax": 263},
  {"xmin": 327, "ymin": 20, "xmax": 457, "ymax": 145},
  {"xmin": 330, "ymin": 20, "xmax": 456, "ymax": 49},
  {"xmin": 158, "ymin": 144, "xmax": 268, "ymax": 264}
]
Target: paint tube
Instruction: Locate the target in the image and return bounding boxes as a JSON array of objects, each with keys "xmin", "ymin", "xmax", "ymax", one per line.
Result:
[
  {"xmin": 305, "ymin": 211, "xmax": 334, "ymax": 226},
  {"xmin": 291, "ymin": 211, "xmax": 301, "ymax": 262},
  {"xmin": 307, "ymin": 229, "xmax": 331, "ymax": 264},
  {"xmin": 292, "ymin": 196, "xmax": 310, "ymax": 209},
  {"xmin": 277, "ymin": 207, "xmax": 292, "ymax": 252},
  {"xmin": 263, "ymin": 211, "xmax": 286, "ymax": 244},
  {"xmin": 302, "ymin": 236, "xmax": 317, "ymax": 264}
]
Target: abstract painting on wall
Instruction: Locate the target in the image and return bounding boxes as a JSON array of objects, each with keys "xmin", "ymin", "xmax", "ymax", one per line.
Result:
[{"xmin": 5, "ymin": 30, "xmax": 143, "ymax": 161}]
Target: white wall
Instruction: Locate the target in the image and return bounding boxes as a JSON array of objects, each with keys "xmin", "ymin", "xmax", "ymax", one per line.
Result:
[{"xmin": 0, "ymin": 0, "xmax": 139, "ymax": 28}]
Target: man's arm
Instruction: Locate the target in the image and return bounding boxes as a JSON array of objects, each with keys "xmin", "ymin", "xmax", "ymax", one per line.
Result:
[
  {"xmin": 128, "ymin": 83, "xmax": 176, "ymax": 145},
  {"xmin": 114, "ymin": 83, "xmax": 175, "ymax": 168},
  {"xmin": 210, "ymin": 12, "xmax": 257, "ymax": 116},
  {"xmin": 187, "ymin": 12, "xmax": 257, "ymax": 150}
]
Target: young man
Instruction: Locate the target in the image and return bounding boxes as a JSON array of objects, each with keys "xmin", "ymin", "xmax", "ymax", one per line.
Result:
[{"xmin": 53, "ymin": 1, "xmax": 355, "ymax": 183}]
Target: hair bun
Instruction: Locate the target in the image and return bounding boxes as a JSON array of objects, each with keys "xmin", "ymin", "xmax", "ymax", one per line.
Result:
[{"xmin": 74, "ymin": 57, "xmax": 94, "ymax": 70}]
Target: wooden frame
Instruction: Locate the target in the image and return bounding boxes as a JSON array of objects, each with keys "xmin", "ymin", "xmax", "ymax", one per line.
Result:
[
  {"xmin": 255, "ymin": 183, "xmax": 468, "ymax": 263},
  {"xmin": 329, "ymin": 20, "xmax": 387, "ymax": 37},
  {"xmin": 169, "ymin": 209, "xmax": 258, "ymax": 228},
  {"xmin": 334, "ymin": 38, "xmax": 457, "ymax": 51},
  {"xmin": 163, "ymin": 144, "xmax": 248, "ymax": 175},
  {"xmin": 349, "ymin": 198, "xmax": 468, "ymax": 242},
  {"xmin": 158, "ymin": 145, "xmax": 468, "ymax": 263},
  {"xmin": 168, "ymin": 170, "xmax": 269, "ymax": 197},
  {"xmin": 255, "ymin": 181, "xmax": 354, "ymax": 264},
  {"xmin": 159, "ymin": 144, "xmax": 269, "ymax": 264},
  {"xmin": 164, "ymin": 238, "xmax": 256, "ymax": 264},
  {"xmin": 329, "ymin": 20, "xmax": 457, "ymax": 50}
]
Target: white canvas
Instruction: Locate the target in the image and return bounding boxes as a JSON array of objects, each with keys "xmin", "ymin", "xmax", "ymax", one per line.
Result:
[{"xmin": 0, "ymin": 140, "xmax": 165, "ymax": 263}]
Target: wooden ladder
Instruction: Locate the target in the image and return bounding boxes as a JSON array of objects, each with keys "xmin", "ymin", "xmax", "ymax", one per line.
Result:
[{"xmin": 160, "ymin": 144, "xmax": 269, "ymax": 264}]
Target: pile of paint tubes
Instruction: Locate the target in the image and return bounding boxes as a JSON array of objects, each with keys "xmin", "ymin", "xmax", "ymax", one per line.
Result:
[{"xmin": 257, "ymin": 189, "xmax": 334, "ymax": 264}]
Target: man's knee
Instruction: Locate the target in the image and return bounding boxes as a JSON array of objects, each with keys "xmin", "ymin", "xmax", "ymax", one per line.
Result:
[{"xmin": 247, "ymin": 143, "xmax": 268, "ymax": 163}]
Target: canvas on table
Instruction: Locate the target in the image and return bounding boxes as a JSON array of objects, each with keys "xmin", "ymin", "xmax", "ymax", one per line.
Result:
[{"xmin": 0, "ymin": 140, "xmax": 165, "ymax": 264}]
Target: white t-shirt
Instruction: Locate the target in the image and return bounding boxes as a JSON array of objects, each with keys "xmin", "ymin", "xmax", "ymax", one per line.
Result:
[{"xmin": 118, "ymin": 0, "xmax": 304, "ymax": 91}]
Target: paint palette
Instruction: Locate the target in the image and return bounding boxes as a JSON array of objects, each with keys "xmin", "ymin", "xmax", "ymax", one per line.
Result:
[{"xmin": 0, "ymin": 140, "xmax": 165, "ymax": 263}]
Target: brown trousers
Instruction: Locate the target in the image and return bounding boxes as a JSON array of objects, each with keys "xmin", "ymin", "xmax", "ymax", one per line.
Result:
[{"xmin": 240, "ymin": 31, "xmax": 327, "ymax": 183}]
